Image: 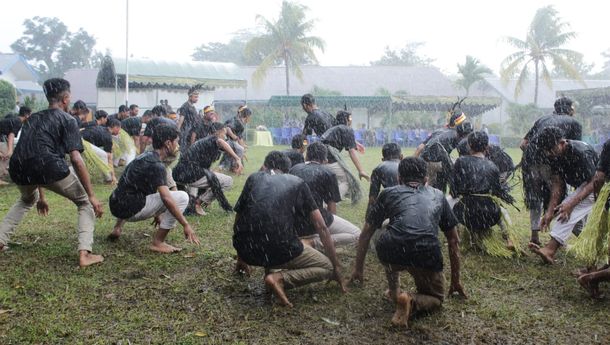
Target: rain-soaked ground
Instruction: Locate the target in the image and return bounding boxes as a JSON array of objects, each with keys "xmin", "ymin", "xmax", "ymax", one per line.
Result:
[{"xmin": 0, "ymin": 146, "xmax": 609, "ymax": 344}]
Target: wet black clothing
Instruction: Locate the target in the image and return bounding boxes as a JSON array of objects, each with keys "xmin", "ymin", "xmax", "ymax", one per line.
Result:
[
  {"xmin": 422, "ymin": 128, "xmax": 460, "ymax": 156},
  {"xmin": 321, "ymin": 125, "xmax": 357, "ymax": 163},
  {"xmin": 369, "ymin": 160, "xmax": 400, "ymax": 198},
  {"xmin": 189, "ymin": 119, "xmax": 214, "ymax": 142},
  {"xmin": 551, "ymin": 140, "xmax": 598, "ymax": 188},
  {"xmin": 450, "ymin": 156, "xmax": 513, "ymax": 231},
  {"xmin": 457, "ymin": 139, "xmax": 515, "ymax": 175},
  {"xmin": 303, "ymin": 109, "xmax": 335, "ymax": 136},
  {"xmin": 81, "ymin": 125, "xmax": 113, "ymax": 153},
  {"xmin": 178, "ymin": 102, "xmax": 201, "ymax": 150},
  {"xmin": 9, "ymin": 108, "xmax": 83, "ymax": 185},
  {"xmin": 597, "ymin": 139, "xmax": 610, "ymax": 177},
  {"xmin": 283, "ymin": 149, "xmax": 305, "ymax": 167},
  {"xmin": 225, "ymin": 117, "xmax": 245, "ymax": 138},
  {"xmin": 121, "ymin": 116, "xmax": 142, "ymax": 136},
  {"xmin": 142, "ymin": 117, "xmax": 176, "ymax": 137},
  {"xmin": 524, "ymin": 114, "xmax": 582, "ymax": 142},
  {"xmin": 109, "ymin": 151, "xmax": 167, "ymax": 220},
  {"xmin": 368, "ymin": 184, "xmax": 458, "ymax": 272},
  {"xmin": 172, "ymin": 136, "xmax": 222, "ymax": 184},
  {"xmin": 0, "ymin": 116, "xmax": 21, "ymax": 138},
  {"xmin": 233, "ymin": 172, "xmax": 318, "ymax": 267},
  {"xmin": 289, "ymin": 162, "xmax": 341, "ymax": 236},
  {"xmin": 420, "ymin": 129, "xmax": 459, "ymax": 193}
]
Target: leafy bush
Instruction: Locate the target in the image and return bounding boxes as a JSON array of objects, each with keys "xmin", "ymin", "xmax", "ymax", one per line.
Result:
[
  {"xmin": 0, "ymin": 80, "xmax": 17, "ymax": 116},
  {"xmin": 506, "ymin": 102, "xmax": 544, "ymax": 136}
]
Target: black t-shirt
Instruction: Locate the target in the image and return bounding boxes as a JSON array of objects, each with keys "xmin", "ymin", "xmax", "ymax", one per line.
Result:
[
  {"xmin": 225, "ymin": 117, "xmax": 245, "ymax": 138},
  {"xmin": 233, "ymin": 172, "xmax": 318, "ymax": 267},
  {"xmin": 289, "ymin": 162, "xmax": 341, "ymax": 235},
  {"xmin": 551, "ymin": 140, "xmax": 598, "ymax": 188},
  {"xmin": 321, "ymin": 125, "xmax": 357, "ymax": 163},
  {"xmin": 368, "ymin": 184, "xmax": 458, "ymax": 272},
  {"xmin": 81, "ymin": 125, "xmax": 113, "ymax": 153},
  {"xmin": 524, "ymin": 114, "xmax": 582, "ymax": 141},
  {"xmin": 173, "ymin": 136, "xmax": 222, "ymax": 184},
  {"xmin": 451, "ymin": 156, "xmax": 503, "ymax": 197},
  {"xmin": 10, "ymin": 108, "xmax": 83, "ymax": 185},
  {"xmin": 190, "ymin": 119, "xmax": 214, "ymax": 141},
  {"xmin": 0, "ymin": 117, "xmax": 22, "ymax": 137},
  {"xmin": 143, "ymin": 117, "xmax": 176, "ymax": 137},
  {"xmin": 423, "ymin": 128, "xmax": 460, "ymax": 155},
  {"xmin": 283, "ymin": 149, "xmax": 305, "ymax": 167},
  {"xmin": 597, "ymin": 139, "xmax": 610, "ymax": 178},
  {"xmin": 456, "ymin": 139, "xmax": 514, "ymax": 175},
  {"xmin": 178, "ymin": 102, "xmax": 200, "ymax": 129},
  {"xmin": 303, "ymin": 109, "xmax": 335, "ymax": 136},
  {"xmin": 121, "ymin": 116, "xmax": 142, "ymax": 136},
  {"xmin": 369, "ymin": 160, "xmax": 400, "ymax": 198},
  {"xmin": 109, "ymin": 151, "xmax": 167, "ymax": 219}
]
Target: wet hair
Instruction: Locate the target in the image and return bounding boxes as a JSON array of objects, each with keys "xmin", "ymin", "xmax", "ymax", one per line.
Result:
[
  {"xmin": 554, "ymin": 97, "xmax": 573, "ymax": 115},
  {"xmin": 398, "ymin": 157, "xmax": 427, "ymax": 183},
  {"xmin": 291, "ymin": 134, "xmax": 306, "ymax": 149},
  {"xmin": 129, "ymin": 104, "xmax": 139, "ymax": 110},
  {"xmin": 72, "ymin": 100, "xmax": 88, "ymax": 112},
  {"xmin": 95, "ymin": 110, "xmax": 108, "ymax": 120},
  {"xmin": 118, "ymin": 105, "xmax": 128, "ymax": 113},
  {"xmin": 107, "ymin": 118, "xmax": 121, "ymax": 128},
  {"xmin": 537, "ymin": 126, "xmax": 564, "ymax": 152},
  {"xmin": 142, "ymin": 110, "xmax": 153, "ymax": 118},
  {"xmin": 264, "ymin": 151, "xmax": 291, "ymax": 173},
  {"xmin": 300, "ymin": 93, "xmax": 315, "ymax": 106},
  {"xmin": 152, "ymin": 124, "xmax": 179, "ymax": 149},
  {"xmin": 210, "ymin": 122, "xmax": 226, "ymax": 132},
  {"xmin": 151, "ymin": 105, "xmax": 167, "ymax": 117},
  {"xmin": 336, "ymin": 110, "xmax": 351, "ymax": 126},
  {"xmin": 456, "ymin": 121, "xmax": 473, "ymax": 137},
  {"xmin": 467, "ymin": 131, "xmax": 489, "ymax": 153},
  {"xmin": 306, "ymin": 142, "xmax": 328, "ymax": 162},
  {"xmin": 18, "ymin": 106, "xmax": 31, "ymax": 117},
  {"xmin": 238, "ymin": 105, "xmax": 252, "ymax": 118},
  {"xmin": 382, "ymin": 143, "xmax": 401, "ymax": 160},
  {"xmin": 43, "ymin": 78, "xmax": 71, "ymax": 103}
]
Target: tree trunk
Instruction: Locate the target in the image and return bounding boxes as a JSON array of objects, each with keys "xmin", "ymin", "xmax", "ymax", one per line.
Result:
[
  {"xmin": 284, "ymin": 50, "xmax": 290, "ymax": 96},
  {"xmin": 534, "ymin": 60, "xmax": 540, "ymax": 106}
]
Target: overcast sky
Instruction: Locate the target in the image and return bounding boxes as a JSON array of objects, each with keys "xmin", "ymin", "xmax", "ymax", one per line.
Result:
[{"xmin": 1, "ymin": 0, "xmax": 608, "ymax": 75}]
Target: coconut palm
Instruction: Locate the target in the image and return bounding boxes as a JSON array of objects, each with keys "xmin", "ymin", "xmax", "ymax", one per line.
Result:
[
  {"xmin": 500, "ymin": 5, "xmax": 584, "ymax": 105},
  {"xmin": 245, "ymin": 1, "xmax": 325, "ymax": 95},
  {"xmin": 456, "ymin": 56, "xmax": 492, "ymax": 96}
]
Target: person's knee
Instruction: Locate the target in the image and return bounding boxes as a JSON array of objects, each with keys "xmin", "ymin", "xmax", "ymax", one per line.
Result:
[{"xmin": 173, "ymin": 191, "xmax": 189, "ymax": 210}]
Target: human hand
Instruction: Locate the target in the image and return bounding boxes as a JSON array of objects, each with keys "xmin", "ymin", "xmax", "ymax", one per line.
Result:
[
  {"xmin": 349, "ymin": 269, "xmax": 364, "ymax": 287},
  {"xmin": 234, "ymin": 162, "xmax": 244, "ymax": 175},
  {"xmin": 555, "ymin": 202, "xmax": 575, "ymax": 223},
  {"xmin": 36, "ymin": 199, "xmax": 49, "ymax": 216},
  {"xmin": 333, "ymin": 267, "xmax": 347, "ymax": 293},
  {"xmin": 89, "ymin": 196, "xmax": 104, "ymax": 218},
  {"xmin": 356, "ymin": 142, "xmax": 365, "ymax": 154},
  {"xmin": 183, "ymin": 224, "xmax": 200, "ymax": 245},
  {"xmin": 359, "ymin": 171, "xmax": 370, "ymax": 181},
  {"xmin": 448, "ymin": 280, "xmax": 468, "ymax": 298},
  {"xmin": 539, "ymin": 212, "xmax": 554, "ymax": 232}
]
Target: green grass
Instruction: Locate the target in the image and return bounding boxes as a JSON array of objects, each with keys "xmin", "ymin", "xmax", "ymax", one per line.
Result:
[{"xmin": 0, "ymin": 146, "xmax": 609, "ymax": 344}]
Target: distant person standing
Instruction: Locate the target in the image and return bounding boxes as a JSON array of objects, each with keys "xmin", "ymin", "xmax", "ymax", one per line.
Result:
[
  {"xmin": 0, "ymin": 106, "xmax": 31, "ymax": 185},
  {"xmin": 301, "ymin": 94, "xmax": 335, "ymax": 137},
  {"xmin": 0, "ymin": 78, "xmax": 104, "ymax": 267},
  {"xmin": 177, "ymin": 87, "xmax": 201, "ymax": 151}
]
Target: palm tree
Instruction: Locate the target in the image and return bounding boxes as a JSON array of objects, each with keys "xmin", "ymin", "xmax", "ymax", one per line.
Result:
[
  {"xmin": 245, "ymin": 1, "xmax": 325, "ymax": 95},
  {"xmin": 500, "ymin": 5, "xmax": 584, "ymax": 105},
  {"xmin": 456, "ymin": 56, "xmax": 492, "ymax": 96}
]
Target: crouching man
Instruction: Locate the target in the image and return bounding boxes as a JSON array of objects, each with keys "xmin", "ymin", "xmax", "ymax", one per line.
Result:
[
  {"xmin": 232, "ymin": 151, "xmax": 346, "ymax": 307},
  {"xmin": 350, "ymin": 157, "xmax": 466, "ymax": 327}
]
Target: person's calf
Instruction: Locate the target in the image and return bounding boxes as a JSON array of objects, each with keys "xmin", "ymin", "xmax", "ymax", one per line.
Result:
[{"xmin": 391, "ymin": 292, "xmax": 413, "ymax": 328}]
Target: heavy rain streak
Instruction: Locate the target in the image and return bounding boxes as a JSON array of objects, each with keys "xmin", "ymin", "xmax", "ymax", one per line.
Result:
[{"xmin": 1, "ymin": 0, "xmax": 610, "ymax": 344}]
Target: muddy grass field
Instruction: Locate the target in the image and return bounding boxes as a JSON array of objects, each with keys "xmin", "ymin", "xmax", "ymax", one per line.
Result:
[{"xmin": 1, "ymin": 146, "xmax": 609, "ymax": 344}]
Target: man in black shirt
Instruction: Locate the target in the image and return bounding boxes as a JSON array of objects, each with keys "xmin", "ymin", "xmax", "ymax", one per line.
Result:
[
  {"xmin": 284, "ymin": 134, "xmax": 306, "ymax": 167},
  {"xmin": 369, "ymin": 143, "xmax": 402, "ymax": 206},
  {"xmin": 301, "ymin": 93, "xmax": 335, "ymax": 137},
  {"xmin": 289, "ymin": 142, "xmax": 360, "ymax": 250},
  {"xmin": 219, "ymin": 105, "xmax": 251, "ymax": 173},
  {"xmin": 321, "ymin": 110, "xmax": 370, "ymax": 203},
  {"xmin": 0, "ymin": 78, "xmax": 104, "ymax": 267},
  {"xmin": 108, "ymin": 104, "xmax": 128, "ymax": 123},
  {"xmin": 82, "ymin": 118, "xmax": 118, "ymax": 184},
  {"xmin": 350, "ymin": 157, "xmax": 465, "ymax": 328},
  {"xmin": 529, "ymin": 127, "xmax": 598, "ymax": 264},
  {"xmin": 0, "ymin": 106, "xmax": 31, "ymax": 185},
  {"xmin": 128, "ymin": 104, "xmax": 139, "ymax": 117},
  {"xmin": 450, "ymin": 132, "xmax": 515, "ymax": 248},
  {"xmin": 233, "ymin": 151, "xmax": 345, "ymax": 307},
  {"xmin": 177, "ymin": 87, "xmax": 201, "ymax": 151},
  {"xmin": 140, "ymin": 106, "xmax": 180, "ymax": 189},
  {"xmin": 173, "ymin": 122, "xmax": 242, "ymax": 216},
  {"xmin": 521, "ymin": 97, "xmax": 582, "ymax": 245},
  {"xmin": 108, "ymin": 125, "xmax": 199, "ymax": 253}
]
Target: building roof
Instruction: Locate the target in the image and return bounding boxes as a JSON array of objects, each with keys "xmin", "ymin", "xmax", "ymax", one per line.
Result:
[
  {"xmin": 99, "ymin": 57, "xmax": 247, "ymax": 89},
  {"xmin": 0, "ymin": 53, "xmax": 42, "ymax": 94},
  {"xmin": 214, "ymin": 65, "xmax": 467, "ymax": 101}
]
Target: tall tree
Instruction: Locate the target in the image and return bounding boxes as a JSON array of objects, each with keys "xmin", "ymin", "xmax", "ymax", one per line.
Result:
[
  {"xmin": 370, "ymin": 42, "xmax": 435, "ymax": 67},
  {"xmin": 11, "ymin": 17, "xmax": 97, "ymax": 80},
  {"xmin": 456, "ymin": 56, "xmax": 492, "ymax": 96},
  {"xmin": 245, "ymin": 1, "xmax": 325, "ymax": 95},
  {"xmin": 500, "ymin": 6, "xmax": 584, "ymax": 105}
]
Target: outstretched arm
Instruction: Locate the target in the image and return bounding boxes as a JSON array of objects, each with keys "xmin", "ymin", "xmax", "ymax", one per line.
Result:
[
  {"xmin": 348, "ymin": 148, "xmax": 370, "ymax": 181},
  {"xmin": 350, "ymin": 222, "xmax": 376, "ymax": 284},
  {"xmin": 217, "ymin": 138, "xmax": 243, "ymax": 174}
]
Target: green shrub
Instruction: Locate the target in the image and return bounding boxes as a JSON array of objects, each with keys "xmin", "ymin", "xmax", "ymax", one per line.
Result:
[{"xmin": 0, "ymin": 80, "xmax": 17, "ymax": 116}]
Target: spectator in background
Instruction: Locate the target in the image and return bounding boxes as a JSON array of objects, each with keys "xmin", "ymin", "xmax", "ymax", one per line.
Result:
[
  {"xmin": 129, "ymin": 104, "xmax": 139, "ymax": 117},
  {"xmin": 177, "ymin": 87, "xmax": 201, "ymax": 151},
  {"xmin": 283, "ymin": 134, "xmax": 307, "ymax": 167}
]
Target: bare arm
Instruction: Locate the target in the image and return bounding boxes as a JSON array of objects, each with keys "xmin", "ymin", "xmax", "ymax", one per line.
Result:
[
  {"xmin": 414, "ymin": 143, "xmax": 425, "ymax": 157},
  {"xmin": 176, "ymin": 115, "xmax": 184, "ymax": 131},
  {"xmin": 350, "ymin": 222, "xmax": 376, "ymax": 282},
  {"xmin": 157, "ymin": 185, "xmax": 200, "ymax": 244},
  {"xmin": 349, "ymin": 148, "xmax": 370, "ymax": 181},
  {"xmin": 217, "ymin": 138, "xmax": 243, "ymax": 174},
  {"xmin": 107, "ymin": 152, "xmax": 117, "ymax": 184},
  {"xmin": 5, "ymin": 133, "xmax": 15, "ymax": 156},
  {"xmin": 69, "ymin": 150, "xmax": 103, "ymax": 218},
  {"xmin": 140, "ymin": 136, "xmax": 150, "ymax": 154},
  {"xmin": 540, "ymin": 175, "xmax": 566, "ymax": 230}
]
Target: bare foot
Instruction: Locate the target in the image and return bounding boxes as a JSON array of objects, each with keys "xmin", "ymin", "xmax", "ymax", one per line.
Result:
[
  {"xmin": 506, "ymin": 238, "xmax": 515, "ymax": 251},
  {"xmin": 79, "ymin": 251, "xmax": 104, "ymax": 267},
  {"xmin": 107, "ymin": 228, "xmax": 122, "ymax": 241},
  {"xmin": 528, "ymin": 242, "xmax": 554, "ymax": 264},
  {"xmin": 150, "ymin": 242, "xmax": 182, "ymax": 253},
  {"xmin": 577, "ymin": 274, "xmax": 601, "ymax": 299},
  {"xmin": 264, "ymin": 273, "xmax": 293, "ymax": 307},
  {"xmin": 391, "ymin": 292, "xmax": 413, "ymax": 328},
  {"xmin": 194, "ymin": 203, "xmax": 207, "ymax": 216}
]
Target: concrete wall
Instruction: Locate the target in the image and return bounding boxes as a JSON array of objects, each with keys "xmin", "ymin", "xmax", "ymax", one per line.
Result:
[{"xmin": 97, "ymin": 88, "xmax": 214, "ymax": 113}]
